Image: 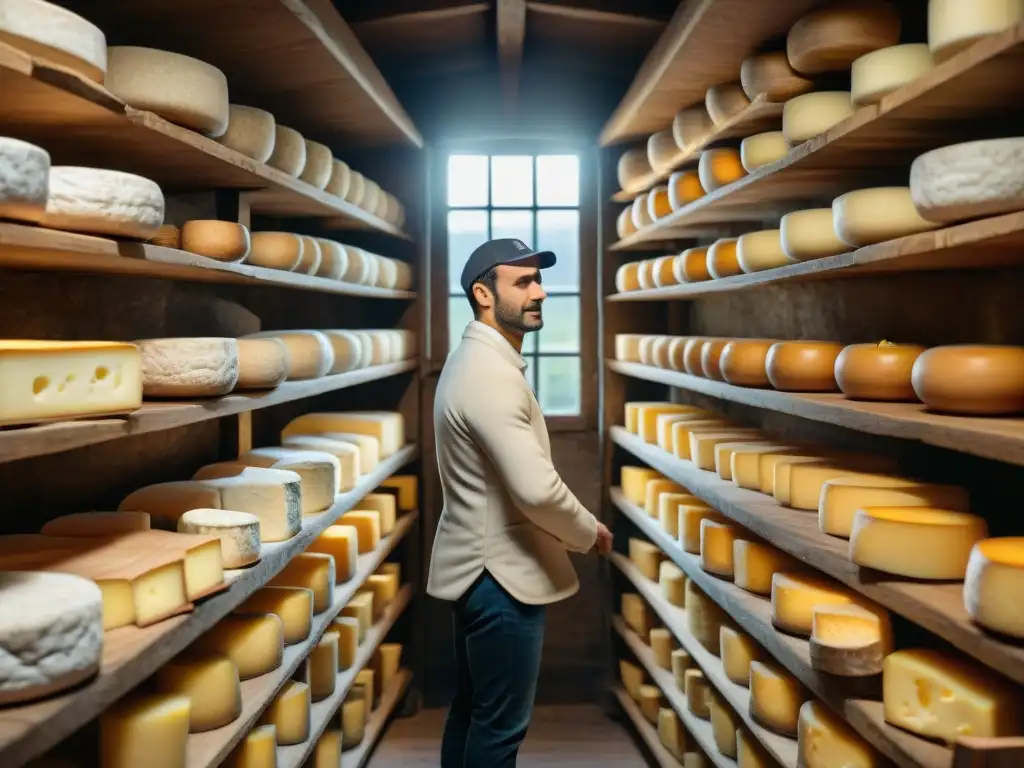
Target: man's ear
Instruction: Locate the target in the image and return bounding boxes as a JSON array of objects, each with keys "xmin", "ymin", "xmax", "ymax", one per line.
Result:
[{"xmin": 472, "ymin": 282, "xmax": 494, "ymax": 310}]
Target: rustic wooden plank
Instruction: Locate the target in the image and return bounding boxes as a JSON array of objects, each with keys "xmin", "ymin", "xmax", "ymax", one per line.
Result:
[
  {"xmin": 612, "ymin": 685, "xmax": 697, "ymax": 768},
  {"xmin": 339, "ymin": 669, "xmax": 413, "ymax": 768},
  {"xmin": 497, "ymin": 0, "xmax": 527, "ymax": 109}
]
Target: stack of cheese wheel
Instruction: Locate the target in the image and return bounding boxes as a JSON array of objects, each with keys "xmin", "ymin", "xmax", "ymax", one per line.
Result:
[{"xmin": 243, "ymin": 234, "xmax": 411, "ymax": 290}]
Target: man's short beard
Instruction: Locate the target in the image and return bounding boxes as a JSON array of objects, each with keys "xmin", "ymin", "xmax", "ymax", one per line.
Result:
[{"xmin": 495, "ymin": 297, "xmax": 543, "ymax": 334}]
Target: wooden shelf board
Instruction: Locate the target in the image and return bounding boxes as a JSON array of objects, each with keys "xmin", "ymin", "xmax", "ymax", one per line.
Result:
[
  {"xmin": 57, "ymin": 0, "xmax": 422, "ymax": 149},
  {"xmin": 608, "ymin": 360, "xmax": 1024, "ymax": 467},
  {"xmin": 0, "ymin": 44, "xmax": 409, "ymax": 234},
  {"xmin": 612, "ymin": 495, "xmax": 952, "ymax": 768},
  {"xmin": 609, "ymin": 426, "xmax": 1024, "ymax": 686},
  {"xmin": 599, "ymin": 0, "xmax": 820, "ymax": 145},
  {"xmin": 0, "ymin": 449, "xmax": 418, "ymax": 767},
  {"xmin": 318, "ymin": 668, "xmax": 412, "ymax": 768},
  {"xmin": 609, "ymin": 28, "xmax": 1024, "ymax": 247},
  {"xmin": 0, "ymin": 356, "xmax": 416, "ymax": 465},
  {"xmin": 607, "ymin": 211, "xmax": 1024, "ymax": 298},
  {"xmin": 612, "ymin": 684, "xmax": 700, "ymax": 768},
  {"xmin": 278, "ymin": 588, "xmax": 412, "ymax": 768}
]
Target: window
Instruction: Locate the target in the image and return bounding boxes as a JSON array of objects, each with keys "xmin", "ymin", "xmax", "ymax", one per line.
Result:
[{"xmin": 446, "ymin": 153, "xmax": 582, "ymax": 417}]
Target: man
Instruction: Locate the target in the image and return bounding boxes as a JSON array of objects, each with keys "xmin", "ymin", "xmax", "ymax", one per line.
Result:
[{"xmin": 427, "ymin": 237, "xmax": 614, "ymax": 767}]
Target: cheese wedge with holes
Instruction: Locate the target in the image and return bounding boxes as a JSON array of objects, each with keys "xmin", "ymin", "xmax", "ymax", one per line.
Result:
[
  {"xmin": 283, "ymin": 411, "xmax": 404, "ymax": 457},
  {"xmin": 192, "ymin": 614, "xmax": 283, "ymax": 680},
  {"xmin": 234, "ymin": 586, "xmax": 312, "ymax": 644},
  {"xmin": 269, "ymin": 554, "xmax": 334, "ymax": 613},
  {"xmin": 237, "ymin": 447, "xmax": 340, "ymax": 515},
  {"xmin": 155, "ymin": 651, "xmax": 241, "ymax": 732}
]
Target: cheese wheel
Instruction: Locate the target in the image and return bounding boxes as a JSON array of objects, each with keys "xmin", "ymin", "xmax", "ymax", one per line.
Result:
[
  {"xmin": 700, "ymin": 339, "xmax": 730, "ymax": 380},
  {"xmin": 618, "ymin": 148, "xmax": 652, "ymax": 191},
  {"xmin": 705, "ymin": 82, "xmax": 751, "ymax": 125},
  {"xmin": 346, "ymin": 171, "xmax": 366, "ymax": 207},
  {"xmin": 106, "ymin": 47, "xmax": 229, "ymax": 137},
  {"xmin": 787, "ymin": 0, "xmax": 901, "ymax": 74},
  {"xmin": 833, "ymin": 187, "xmax": 940, "ymax": 247},
  {"xmin": 798, "ymin": 700, "xmax": 877, "ymax": 768},
  {"xmin": 361, "ymin": 179, "xmax": 382, "ymax": 214},
  {"xmin": 615, "ymin": 262, "xmax": 641, "ymax": 293},
  {"xmin": 246, "ymin": 331, "xmax": 334, "ymax": 380},
  {"xmin": 615, "ymin": 334, "xmax": 644, "ymax": 363},
  {"xmin": 296, "ymin": 236, "xmax": 321, "ymax": 275},
  {"xmin": 740, "ymin": 51, "xmax": 813, "ymax": 102},
  {"xmin": 180, "ymin": 220, "xmax": 249, "ymax": 263},
  {"xmin": 766, "ymin": 341, "xmax": 843, "ymax": 392},
  {"xmin": 682, "ymin": 338, "xmax": 710, "ymax": 375},
  {"xmin": 706, "ymin": 238, "xmax": 742, "ymax": 279},
  {"xmin": 249, "ymin": 232, "xmax": 303, "ymax": 271},
  {"xmin": 668, "ymin": 171, "xmax": 704, "ymax": 211},
  {"xmin": 341, "ymin": 246, "xmax": 372, "ymax": 284},
  {"xmin": 44, "ymin": 167, "xmax": 164, "ymax": 239},
  {"xmin": 672, "ymin": 105, "xmax": 715, "ymax": 151},
  {"xmin": 676, "ymin": 247, "xmax": 711, "ymax": 282},
  {"xmin": 780, "ymin": 208, "xmax": 852, "ymax": 262},
  {"xmin": 616, "ymin": 207, "xmax": 638, "ymax": 239},
  {"xmin": 235, "ymin": 338, "xmax": 289, "ymax": 390},
  {"xmin": 137, "ymin": 337, "xmax": 239, "ymax": 397},
  {"xmin": 740, "ymin": 131, "xmax": 789, "ymax": 172},
  {"xmin": 852, "ymin": 44, "xmax": 934, "ymax": 106},
  {"xmin": 323, "ymin": 330, "xmax": 365, "ymax": 373},
  {"xmin": 648, "ymin": 185, "xmax": 672, "ymax": 221},
  {"xmin": 299, "ymin": 141, "xmax": 333, "ymax": 190},
  {"xmin": 783, "ymin": 92, "xmax": 856, "ymax": 146},
  {"xmin": 652, "ymin": 255, "xmax": 679, "ymax": 288},
  {"xmin": 638, "ymin": 337, "xmax": 660, "ymax": 366},
  {"xmin": 835, "ymin": 342, "xmax": 925, "ymax": 401},
  {"xmin": 392, "ymin": 259, "xmax": 413, "ymax": 290},
  {"xmin": 648, "ymin": 130, "xmax": 680, "ymax": 174},
  {"xmin": 965, "ymin": 537, "xmax": 1024, "ymax": 638},
  {"xmin": 314, "ymin": 239, "xmax": 347, "ymax": 280},
  {"xmin": 177, "ymin": 509, "xmax": 261, "ymax": 569},
  {"xmin": 698, "ymin": 148, "xmax": 746, "ymax": 193},
  {"xmin": 928, "ymin": 0, "xmax": 1024, "ymax": 62},
  {"xmin": 721, "ymin": 340, "xmax": 775, "ymax": 387},
  {"xmin": 325, "ymin": 160, "xmax": 351, "ymax": 199},
  {"xmin": 750, "ymin": 660, "xmax": 808, "ymax": 736},
  {"xmin": 637, "ymin": 259, "xmax": 657, "ymax": 290},
  {"xmin": 216, "ymin": 105, "xmax": 276, "ymax": 163},
  {"xmin": 631, "ymin": 193, "xmax": 654, "ymax": 229},
  {"xmin": 267, "ymin": 126, "xmax": 307, "ymax": 177},
  {"xmin": 0, "ymin": 0, "xmax": 106, "ymax": 82},
  {"xmin": 376, "ymin": 256, "xmax": 398, "ymax": 289},
  {"xmin": 737, "ymin": 229, "xmax": 791, "ymax": 273},
  {"xmin": 910, "ymin": 138, "xmax": 1024, "ymax": 224},
  {"xmin": 912, "ymin": 345, "xmax": 1024, "ymax": 415},
  {"xmin": 0, "ymin": 137, "xmax": 49, "ymax": 224}
]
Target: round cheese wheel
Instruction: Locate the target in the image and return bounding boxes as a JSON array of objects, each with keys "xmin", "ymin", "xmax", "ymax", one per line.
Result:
[
  {"xmin": 246, "ymin": 331, "xmax": 334, "ymax": 380},
  {"xmin": 911, "ymin": 345, "xmax": 1024, "ymax": 415},
  {"xmin": 350, "ymin": 331, "xmax": 375, "ymax": 368},
  {"xmin": 616, "ymin": 207, "xmax": 638, "ymax": 239},
  {"xmin": 668, "ymin": 171, "xmax": 704, "ymax": 211},
  {"xmin": 647, "ymin": 130, "xmax": 680, "ymax": 174},
  {"xmin": 638, "ymin": 336, "xmax": 660, "ymax": 366},
  {"xmin": 618, "ymin": 148, "xmax": 652, "ymax": 191},
  {"xmin": 267, "ymin": 126, "xmax": 307, "ymax": 177},
  {"xmin": 909, "ymin": 138, "xmax": 1024, "ymax": 224},
  {"xmin": 360, "ymin": 252, "xmax": 380, "ymax": 286},
  {"xmin": 707, "ymin": 238, "xmax": 742, "ymax": 279},
  {"xmin": 964, "ymin": 537, "xmax": 1024, "ymax": 638},
  {"xmin": 217, "ymin": 105, "xmax": 276, "ymax": 163},
  {"xmin": 706, "ymin": 82, "xmax": 751, "ymax": 125},
  {"xmin": 928, "ymin": 0, "xmax": 1024, "ymax": 63},
  {"xmin": 296, "ymin": 236, "xmax": 322, "ymax": 275},
  {"xmin": 614, "ymin": 334, "xmax": 644, "ymax": 362},
  {"xmin": 786, "ymin": 0, "xmax": 901, "ymax": 74},
  {"xmin": 721, "ymin": 340, "xmax": 776, "ymax": 387},
  {"xmin": 299, "ymin": 141, "xmax": 333, "ymax": 190},
  {"xmin": 740, "ymin": 51, "xmax": 813, "ymax": 102},
  {"xmin": 780, "ymin": 208, "xmax": 852, "ymax": 262},
  {"xmin": 149, "ymin": 224, "xmax": 181, "ymax": 249},
  {"xmin": 177, "ymin": 509, "xmax": 261, "ymax": 569},
  {"xmin": 683, "ymin": 337, "xmax": 710, "ymax": 375},
  {"xmin": 652, "ymin": 337, "xmax": 674, "ymax": 368},
  {"xmin": 766, "ymin": 341, "xmax": 844, "ymax": 392},
  {"xmin": 647, "ymin": 185, "xmax": 672, "ymax": 220},
  {"xmin": 631, "ymin": 193, "xmax": 654, "ymax": 229},
  {"xmin": 322, "ymin": 330, "xmax": 364, "ymax": 372},
  {"xmin": 44, "ymin": 167, "xmax": 165, "ymax": 239},
  {"xmin": 615, "ymin": 262, "xmax": 641, "ymax": 292},
  {"xmin": 325, "ymin": 160, "xmax": 351, "ymax": 199},
  {"xmin": 637, "ymin": 259, "xmax": 657, "ymax": 290},
  {"xmin": 701, "ymin": 338, "xmax": 731, "ymax": 380},
  {"xmin": 373, "ymin": 190, "xmax": 390, "ymax": 220},
  {"xmin": 362, "ymin": 179, "xmax": 382, "ymax": 214},
  {"xmin": 668, "ymin": 338, "xmax": 689, "ymax": 371},
  {"xmin": 835, "ymin": 342, "xmax": 926, "ymax": 401},
  {"xmin": 249, "ymin": 232, "xmax": 303, "ymax": 271},
  {"xmin": 346, "ymin": 171, "xmax": 366, "ymax": 207},
  {"xmin": 783, "ymin": 92, "xmax": 856, "ymax": 146},
  {"xmin": 851, "ymin": 44, "xmax": 935, "ymax": 106},
  {"xmin": 181, "ymin": 220, "xmax": 250, "ymax": 263},
  {"xmin": 106, "ymin": 47, "xmax": 229, "ymax": 137},
  {"xmin": 376, "ymin": 256, "xmax": 399, "ymax": 289},
  {"xmin": 393, "ymin": 259, "xmax": 413, "ymax": 290},
  {"xmin": 235, "ymin": 338, "xmax": 289, "ymax": 390},
  {"xmin": 0, "ymin": 0, "xmax": 107, "ymax": 82},
  {"xmin": 672, "ymin": 105, "xmax": 715, "ymax": 151},
  {"xmin": 698, "ymin": 148, "xmax": 746, "ymax": 193},
  {"xmin": 314, "ymin": 238, "xmax": 348, "ymax": 280},
  {"xmin": 137, "ymin": 337, "xmax": 239, "ymax": 397},
  {"xmin": 737, "ymin": 229, "xmax": 792, "ymax": 273},
  {"xmin": 0, "ymin": 137, "xmax": 49, "ymax": 224},
  {"xmin": 833, "ymin": 187, "xmax": 940, "ymax": 247},
  {"xmin": 652, "ymin": 255, "xmax": 679, "ymax": 288},
  {"xmin": 676, "ymin": 247, "xmax": 711, "ymax": 282},
  {"xmin": 381, "ymin": 193, "xmax": 400, "ymax": 224},
  {"xmin": 740, "ymin": 132, "xmax": 789, "ymax": 172},
  {"xmin": 393, "ymin": 200, "xmax": 407, "ymax": 229}
]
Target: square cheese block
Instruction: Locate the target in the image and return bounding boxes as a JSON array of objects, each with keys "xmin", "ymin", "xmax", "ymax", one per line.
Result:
[
  {"xmin": 100, "ymin": 692, "xmax": 191, "ymax": 768},
  {"xmin": 269, "ymin": 553, "xmax": 335, "ymax": 613},
  {"xmin": 341, "ymin": 591, "xmax": 374, "ymax": 643},
  {"xmin": 281, "ymin": 435, "xmax": 360, "ymax": 491},
  {"xmin": 356, "ymin": 667, "xmax": 377, "ymax": 708},
  {"xmin": 234, "ymin": 586, "xmax": 313, "ymax": 645},
  {"xmin": 282, "ymin": 411, "xmax": 404, "ymax": 457},
  {"xmin": 621, "ymin": 593, "xmax": 652, "ymax": 641},
  {"xmin": 621, "ymin": 466, "xmax": 662, "ymax": 506},
  {"xmin": 628, "ymin": 538, "xmax": 662, "ymax": 580},
  {"xmin": 684, "ymin": 669, "xmax": 711, "ymax": 718},
  {"xmin": 339, "ymin": 510, "xmax": 382, "ymax": 554},
  {"xmin": 644, "ymin": 479, "xmax": 684, "ymax": 516},
  {"xmin": 306, "ymin": 524, "xmax": 359, "ymax": 583},
  {"xmin": 365, "ymin": 572, "xmax": 399, "ymax": 618},
  {"xmin": 619, "ymin": 659, "xmax": 645, "ymax": 701},
  {"xmin": 334, "ymin": 616, "xmax": 360, "ymax": 670},
  {"xmin": 375, "ymin": 643, "xmax": 402, "ymax": 693},
  {"xmin": 0, "ymin": 340, "xmax": 142, "ymax": 427},
  {"xmin": 110, "ymin": 529, "xmax": 225, "ymax": 600},
  {"xmin": 316, "ymin": 431, "xmax": 380, "ymax": 473},
  {"xmin": 260, "ymin": 680, "xmax": 311, "ymax": 745},
  {"xmin": 193, "ymin": 614, "xmax": 284, "ymax": 680},
  {"xmin": 356, "ymin": 492, "xmax": 397, "ymax": 535},
  {"xmin": 155, "ymin": 651, "xmax": 242, "ymax": 732},
  {"xmin": 237, "ymin": 447, "xmax": 342, "ymax": 515},
  {"xmin": 658, "ymin": 707, "xmax": 687, "ymax": 760},
  {"xmin": 191, "ymin": 465, "xmax": 302, "ymax": 542},
  {"xmin": 379, "ymin": 475, "xmax": 417, "ymax": 510}
]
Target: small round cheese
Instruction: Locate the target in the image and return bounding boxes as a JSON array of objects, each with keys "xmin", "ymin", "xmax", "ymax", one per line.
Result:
[
  {"xmin": 615, "ymin": 262, "xmax": 640, "ymax": 293},
  {"xmin": 325, "ymin": 160, "xmax": 351, "ymax": 199},
  {"xmin": 0, "ymin": 137, "xmax": 49, "ymax": 224},
  {"xmin": 376, "ymin": 256, "xmax": 399, "ymax": 289},
  {"xmin": 928, "ymin": 0, "xmax": 1024, "ymax": 63},
  {"xmin": 910, "ymin": 138, "xmax": 1024, "ymax": 224},
  {"xmin": 676, "ymin": 246, "xmax": 711, "ymax": 282},
  {"xmin": 297, "ymin": 236, "xmax": 322, "ymax": 275},
  {"xmin": 267, "ymin": 126, "xmax": 307, "ymax": 177},
  {"xmin": 0, "ymin": 571, "xmax": 103, "ymax": 705},
  {"xmin": 616, "ymin": 207, "xmax": 637, "ymax": 239},
  {"xmin": 137, "ymin": 337, "xmax": 239, "ymax": 397},
  {"xmin": 181, "ymin": 220, "xmax": 250, "ymax": 263},
  {"xmin": 637, "ymin": 336, "xmax": 659, "ymax": 366},
  {"xmin": 740, "ymin": 132, "xmax": 789, "ymax": 172},
  {"xmin": 637, "ymin": 259, "xmax": 657, "ymax": 290},
  {"xmin": 235, "ymin": 338, "xmax": 289, "ymax": 390},
  {"xmin": 835, "ymin": 342, "xmax": 925, "ymax": 401},
  {"xmin": 780, "ymin": 208, "xmax": 852, "ymax": 262},
  {"xmin": 833, "ymin": 186, "xmax": 940, "ymax": 247},
  {"xmin": 705, "ymin": 82, "xmax": 751, "ymax": 125},
  {"xmin": 298, "ymin": 141, "xmax": 333, "ymax": 190},
  {"xmin": 44, "ymin": 167, "xmax": 164, "ymax": 239},
  {"xmin": 701, "ymin": 338, "xmax": 731, "ymax": 380},
  {"xmin": 393, "ymin": 259, "xmax": 413, "ymax": 290},
  {"xmin": 783, "ymin": 92, "xmax": 856, "ymax": 146},
  {"xmin": 631, "ymin": 193, "xmax": 653, "ymax": 229},
  {"xmin": 346, "ymin": 171, "xmax": 366, "ymax": 207},
  {"xmin": 314, "ymin": 239, "xmax": 347, "ymax": 280},
  {"xmin": 361, "ymin": 179, "xmax": 382, "ymax": 214},
  {"xmin": 216, "ymin": 105, "xmax": 276, "ymax": 163},
  {"xmin": 682, "ymin": 338, "xmax": 710, "ymax": 376},
  {"xmin": 911, "ymin": 345, "xmax": 1024, "ymax": 415},
  {"xmin": 178, "ymin": 509, "xmax": 261, "ymax": 569},
  {"xmin": 851, "ymin": 44, "xmax": 934, "ymax": 106},
  {"xmin": 652, "ymin": 337, "xmax": 674, "ymax": 368},
  {"xmin": 786, "ymin": 0, "xmax": 901, "ymax": 74},
  {"xmin": 652, "ymin": 255, "xmax": 678, "ymax": 288},
  {"xmin": 0, "ymin": 0, "xmax": 107, "ymax": 82},
  {"xmin": 359, "ymin": 251, "xmax": 380, "ymax": 286},
  {"xmin": 964, "ymin": 538, "xmax": 1024, "ymax": 639},
  {"xmin": 698, "ymin": 148, "xmax": 746, "ymax": 193},
  {"xmin": 766, "ymin": 341, "xmax": 843, "ymax": 392},
  {"xmin": 615, "ymin": 334, "xmax": 644, "ymax": 363},
  {"xmin": 706, "ymin": 238, "xmax": 742, "ymax": 279},
  {"xmin": 246, "ymin": 331, "xmax": 334, "ymax": 380},
  {"xmin": 106, "ymin": 47, "xmax": 229, "ymax": 137},
  {"xmin": 322, "ymin": 330, "xmax": 363, "ymax": 373},
  {"xmin": 737, "ymin": 229, "xmax": 792, "ymax": 273},
  {"xmin": 721, "ymin": 339, "xmax": 776, "ymax": 387},
  {"xmin": 340, "ymin": 247, "xmax": 369, "ymax": 284},
  {"xmin": 647, "ymin": 185, "xmax": 672, "ymax": 220},
  {"xmin": 149, "ymin": 225, "xmax": 181, "ymax": 249},
  {"xmin": 617, "ymin": 148, "xmax": 652, "ymax": 191},
  {"xmin": 740, "ymin": 50, "xmax": 813, "ymax": 102},
  {"xmin": 647, "ymin": 130, "xmax": 679, "ymax": 174},
  {"xmin": 249, "ymin": 232, "xmax": 304, "ymax": 271},
  {"xmin": 672, "ymin": 105, "xmax": 715, "ymax": 151},
  {"xmin": 668, "ymin": 171, "xmax": 704, "ymax": 211}
]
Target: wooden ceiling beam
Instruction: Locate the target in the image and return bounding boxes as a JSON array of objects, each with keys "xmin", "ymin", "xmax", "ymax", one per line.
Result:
[
  {"xmin": 351, "ymin": 3, "xmax": 488, "ymax": 33},
  {"xmin": 525, "ymin": 1, "xmax": 665, "ymax": 29},
  {"xmin": 497, "ymin": 0, "xmax": 527, "ymax": 111}
]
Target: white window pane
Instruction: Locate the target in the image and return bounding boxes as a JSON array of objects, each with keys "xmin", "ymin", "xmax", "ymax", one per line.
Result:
[
  {"xmin": 448, "ymin": 154, "xmax": 488, "ymax": 207},
  {"xmin": 448, "ymin": 297, "xmax": 474, "ymax": 354},
  {"xmin": 536, "ymin": 155, "xmax": 579, "ymax": 207},
  {"xmin": 537, "ymin": 357, "xmax": 581, "ymax": 416},
  {"xmin": 490, "ymin": 210, "xmax": 533, "ymax": 243},
  {"xmin": 448, "ymin": 210, "xmax": 488, "ymax": 293},
  {"xmin": 491, "ymin": 155, "xmax": 533, "ymax": 207},
  {"xmin": 522, "ymin": 327, "xmax": 537, "ymax": 354},
  {"xmin": 536, "ymin": 210, "xmax": 579, "ymax": 292},
  {"xmin": 538, "ymin": 296, "xmax": 579, "ymax": 353}
]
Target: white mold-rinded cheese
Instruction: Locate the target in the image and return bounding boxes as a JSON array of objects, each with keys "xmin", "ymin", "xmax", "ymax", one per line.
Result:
[
  {"xmin": 326, "ymin": 160, "xmax": 351, "ymax": 199},
  {"xmin": 851, "ymin": 44, "xmax": 935, "ymax": 106},
  {"xmin": 833, "ymin": 187, "xmax": 941, "ymax": 247},
  {"xmin": 216, "ymin": 105, "xmax": 276, "ymax": 163},
  {"xmin": 346, "ymin": 171, "xmax": 366, "ymax": 207},
  {"xmin": 105, "ymin": 47, "xmax": 229, "ymax": 137},
  {"xmin": 177, "ymin": 509, "xmax": 261, "ymax": 569},
  {"xmin": 0, "ymin": 137, "xmax": 49, "ymax": 224},
  {"xmin": 299, "ymin": 141, "xmax": 333, "ymax": 190},
  {"xmin": 910, "ymin": 138, "xmax": 1024, "ymax": 223},
  {"xmin": 315, "ymin": 239, "xmax": 347, "ymax": 280},
  {"xmin": 238, "ymin": 447, "xmax": 341, "ymax": 514},
  {"xmin": 44, "ymin": 167, "xmax": 164, "ymax": 239},
  {"xmin": 280, "ymin": 436, "xmax": 360, "ymax": 492},
  {"xmin": 249, "ymin": 232, "xmax": 304, "ymax": 271},
  {"xmin": 928, "ymin": 0, "xmax": 1024, "ymax": 63},
  {"xmin": 235, "ymin": 338, "xmax": 289, "ymax": 390},
  {"xmin": 737, "ymin": 229, "xmax": 793, "ymax": 273},
  {"xmin": 783, "ymin": 92, "xmax": 856, "ymax": 146},
  {"xmin": 244, "ymin": 331, "xmax": 334, "ymax": 380},
  {"xmin": 137, "ymin": 337, "xmax": 238, "ymax": 397},
  {"xmin": 180, "ymin": 220, "xmax": 250, "ymax": 263},
  {"xmin": 267, "ymin": 126, "xmax": 307, "ymax": 177},
  {"xmin": 780, "ymin": 208, "xmax": 853, "ymax": 262},
  {"xmin": 740, "ymin": 132, "xmax": 789, "ymax": 172},
  {"xmin": 322, "ymin": 330, "xmax": 363, "ymax": 373},
  {"xmin": 296, "ymin": 236, "xmax": 321, "ymax": 275},
  {"xmin": 194, "ymin": 467, "xmax": 302, "ymax": 543},
  {"xmin": 0, "ymin": 571, "xmax": 103, "ymax": 705},
  {"xmin": 0, "ymin": 0, "xmax": 107, "ymax": 82},
  {"xmin": 705, "ymin": 82, "xmax": 751, "ymax": 125}
]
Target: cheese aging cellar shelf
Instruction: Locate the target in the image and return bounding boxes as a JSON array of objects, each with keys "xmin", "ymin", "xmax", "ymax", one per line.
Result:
[
  {"xmin": 612, "ymin": 685, "xmax": 698, "ymax": 768},
  {"xmin": 340, "ymin": 669, "xmax": 413, "ymax": 768}
]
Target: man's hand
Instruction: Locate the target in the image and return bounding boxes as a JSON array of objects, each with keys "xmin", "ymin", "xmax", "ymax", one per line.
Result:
[{"xmin": 593, "ymin": 522, "xmax": 614, "ymax": 556}]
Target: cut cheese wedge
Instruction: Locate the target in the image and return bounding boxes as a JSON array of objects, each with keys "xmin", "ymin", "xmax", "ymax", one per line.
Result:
[
  {"xmin": 965, "ymin": 537, "xmax": 1024, "ymax": 639},
  {"xmin": 306, "ymin": 525, "xmax": 359, "ymax": 583},
  {"xmin": 684, "ymin": 668, "xmax": 711, "ymax": 718},
  {"xmin": 644, "ymin": 478, "xmax": 684, "ymax": 517},
  {"xmin": 810, "ymin": 602, "xmax": 892, "ymax": 676},
  {"xmin": 771, "ymin": 572, "xmax": 861, "ymax": 637},
  {"xmin": 819, "ymin": 475, "xmax": 970, "ymax": 538},
  {"xmin": 658, "ymin": 492, "xmax": 704, "ymax": 537},
  {"xmin": 734, "ymin": 539, "xmax": 800, "ymax": 596},
  {"xmin": 269, "ymin": 554, "xmax": 334, "ymax": 613},
  {"xmin": 235, "ymin": 586, "xmax": 313, "ymax": 645},
  {"xmin": 749, "ymin": 660, "xmax": 807, "ymax": 736},
  {"xmin": 621, "ymin": 466, "xmax": 662, "ymax": 506},
  {"xmin": 798, "ymin": 700, "xmax": 879, "ymax": 768},
  {"xmin": 100, "ymin": 692, "xmax": 191, "ymax": 768},
  {"xmin": 155, "ymin": 651, "xmax": 242, "ymax": 732},
  {"xmin": 622, "ymin": 593, "xmax": 653, "ymax": 641},
  {"xmin": 720, "ymin": 625, "xmax": 763, "ymax": 687},
  {"xmin": 629, "ymin": 538, "xmax": 662, "ymax": 581},
  {"xmin": 699, "ymin": 520, "xmax": 745, "ymax": 577}
]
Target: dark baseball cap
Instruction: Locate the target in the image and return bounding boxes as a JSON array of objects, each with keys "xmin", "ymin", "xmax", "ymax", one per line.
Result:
[{"xmin": 460, "ymin": 238, "xmax": 556, "ymax": 295}]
